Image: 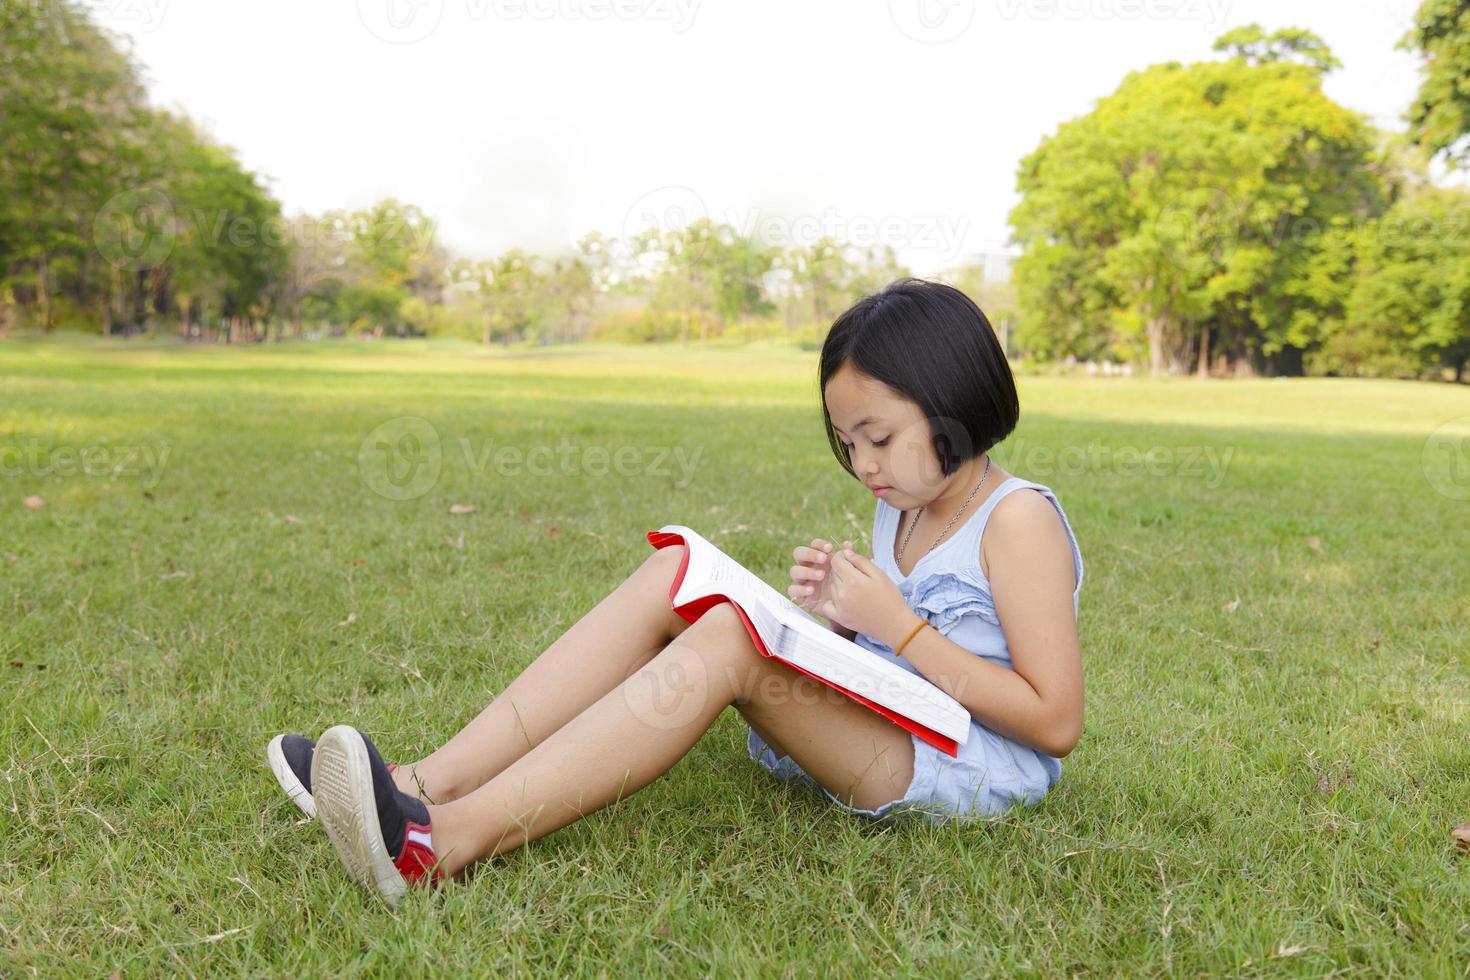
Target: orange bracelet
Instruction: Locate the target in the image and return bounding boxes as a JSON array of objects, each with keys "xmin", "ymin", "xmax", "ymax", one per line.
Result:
[{"xmin": 894, "ymin": 619, "xmax": 933, "ymax": 656}]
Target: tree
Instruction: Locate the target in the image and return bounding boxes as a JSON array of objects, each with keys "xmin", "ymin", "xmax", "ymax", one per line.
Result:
[
  {"xmin": 1331, "ymin": 188, "xmax": 1470, "ymax": 381},
  {"xmin": 1213, "ymin": 23, "xmax": 1343, "ymax": 72},
  {"xmin": 1009, "ymin": 33, "xmax": 1383, "ymax": 375},
  {"xmin": 1401, "ymin": 0, "xmax": 1470, "ymax": 166}
]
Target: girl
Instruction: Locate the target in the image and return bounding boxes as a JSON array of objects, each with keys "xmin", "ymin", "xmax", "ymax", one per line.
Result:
[{"xmin": 266, "ymin": 277, "xmax": 1085, "ymax": 906}]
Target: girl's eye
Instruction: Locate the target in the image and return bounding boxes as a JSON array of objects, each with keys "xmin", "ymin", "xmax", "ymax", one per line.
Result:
[{"xmin": 873, "ymin": 438, "xmax": 890, "ymax": 448}]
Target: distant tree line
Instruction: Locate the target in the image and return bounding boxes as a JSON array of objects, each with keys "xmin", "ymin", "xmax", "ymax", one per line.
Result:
[{"xmin": 2, "ymin": 1, "xmax": 1466, "ymax": 382}]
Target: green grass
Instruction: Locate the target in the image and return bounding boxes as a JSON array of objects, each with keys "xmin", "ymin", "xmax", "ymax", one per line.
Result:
[{"xmin": 2, "ymin": 337, "xmax": 1467, "ymax": 975}]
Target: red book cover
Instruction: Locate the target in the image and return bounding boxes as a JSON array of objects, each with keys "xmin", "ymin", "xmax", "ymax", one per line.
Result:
[{"xmin": 647, "ymin": 529, "xmax": 960, "ymax": 758}]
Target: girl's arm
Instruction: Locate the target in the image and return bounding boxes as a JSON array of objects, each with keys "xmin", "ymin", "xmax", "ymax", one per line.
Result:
[{"xmin": 869, "ymin": 491, "xmax": 1084, "ymax": 757}]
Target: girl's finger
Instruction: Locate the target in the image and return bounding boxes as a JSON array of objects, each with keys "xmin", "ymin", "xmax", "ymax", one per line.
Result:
[{"xmin": 794, "ymin": 546, "xmax": 827, "ymax": 566}]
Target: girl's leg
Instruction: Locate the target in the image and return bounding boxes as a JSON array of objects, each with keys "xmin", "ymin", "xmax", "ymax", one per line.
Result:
[
  {"xmin": 424, "ymin": 602, "xmax": 916, "ymax": 876},
  {"xmin": 392, "ymin": 545, "xmax": 692, "ymax": 803}
]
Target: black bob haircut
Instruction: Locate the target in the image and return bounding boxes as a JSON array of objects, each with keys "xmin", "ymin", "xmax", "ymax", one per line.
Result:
[{"xmin": 819, "ymin": 277, "xmax": 1019, "ymax": 481}]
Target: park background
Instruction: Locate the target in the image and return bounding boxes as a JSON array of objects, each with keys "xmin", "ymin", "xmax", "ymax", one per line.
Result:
[{"xmin": 3, "ymin": 0, "xmax": 1469, "ymax": 974}]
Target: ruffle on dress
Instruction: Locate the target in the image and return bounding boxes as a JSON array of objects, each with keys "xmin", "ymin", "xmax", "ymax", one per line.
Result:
[{"xmin": 902, "ymin": 569, "xmax": 1000, "ymax": 631}]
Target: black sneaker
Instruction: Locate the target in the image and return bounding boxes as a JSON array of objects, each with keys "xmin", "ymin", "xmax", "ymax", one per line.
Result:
[
  {"xmin": 311, "ymin": 725, "xmax": 443, "ymax": 906},
  {"xmin": 267, "ymin": 732, "xmax": 401, "ymax": 821},
  {"xmin": 266, "ymin": 733, "xmax": 319, "ymax": 819}
]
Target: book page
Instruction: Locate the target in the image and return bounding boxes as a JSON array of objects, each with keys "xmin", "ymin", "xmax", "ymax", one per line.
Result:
[{"xmin": 667, "ymin": 525, "xmax": 800, "ymax": 614}]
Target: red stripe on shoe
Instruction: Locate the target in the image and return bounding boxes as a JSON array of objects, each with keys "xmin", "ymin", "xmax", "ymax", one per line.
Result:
[{"xmin": 394, "ymin": 819, "xmax": 444, "ymax": 885}]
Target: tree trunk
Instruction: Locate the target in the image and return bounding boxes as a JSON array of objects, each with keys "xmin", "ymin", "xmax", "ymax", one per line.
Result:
[
  {"xmin": 1146, "ymin": 315, "xmax": 1167, "ymax": 377},
  {"xmin": 37, "ymin": 254, "xmax": 51, "ymax": 332},
  {"xmin": 1196, "ymin": 323, "xmax": 1210, "ymax": 378},
  {"xmin": 1455, "ymin": 354, "xmax": 1465, "ymax": 384}
]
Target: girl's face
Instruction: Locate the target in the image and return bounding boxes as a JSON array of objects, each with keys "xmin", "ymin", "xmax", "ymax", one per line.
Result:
[{"xmin": 824, "ymin": 361, "xmax": 955, "ymax": 508}]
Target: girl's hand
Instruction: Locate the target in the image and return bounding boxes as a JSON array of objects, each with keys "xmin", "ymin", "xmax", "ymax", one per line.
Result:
[
  {"xmin": 825, "ymin": 545, "xmax": 914, "ymax": 641},
  {"xmin": 789, "ymin": 537, "xmax": 850, "ymax": 627}
]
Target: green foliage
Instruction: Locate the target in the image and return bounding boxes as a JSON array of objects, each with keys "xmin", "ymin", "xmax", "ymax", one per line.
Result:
[
  {"xmin": 1401, "ymin": 0, "xmax": 1470, "ymax": 164},
  {"xmin": 1316, "ymin": 187, "xmax": 1470, "ymax": 380},
  {"xmin": 0, "ymin": 1, "xmax": 285, "ymax": 335},
  {"xmin": 1010, "ymin": 35, "xmax": 1385, "ymax": 376},
  {"xmin": 1213, "ymin": 23, "xmax": 1343, "ymax": 72}
]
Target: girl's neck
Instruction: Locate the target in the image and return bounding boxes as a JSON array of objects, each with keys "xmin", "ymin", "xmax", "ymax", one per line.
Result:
[{"xmin": 921, "ymin": 455, "xmax": 998, "ymax": 518}]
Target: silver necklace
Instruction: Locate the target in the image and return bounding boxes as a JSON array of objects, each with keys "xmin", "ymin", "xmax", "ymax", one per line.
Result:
[{"xmin": 896, "ymin": 457, "xmax": 992, "ymax": 568}]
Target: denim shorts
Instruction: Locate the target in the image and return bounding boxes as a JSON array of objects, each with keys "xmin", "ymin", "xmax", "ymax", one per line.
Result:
[{"xmin": 745, "ymin": 721, "xmax": 1051, "ymax": 826}]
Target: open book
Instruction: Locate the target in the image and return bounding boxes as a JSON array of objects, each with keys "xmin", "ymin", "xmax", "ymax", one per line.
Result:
[{"xmin": 646, "ymin": 525, "xmax": 971, "ymax": 757}]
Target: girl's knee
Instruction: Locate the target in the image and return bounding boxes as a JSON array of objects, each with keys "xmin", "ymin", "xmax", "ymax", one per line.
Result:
[{"xmin": 640, "ymin": 543, "xmax": 683, "ymax": 583}]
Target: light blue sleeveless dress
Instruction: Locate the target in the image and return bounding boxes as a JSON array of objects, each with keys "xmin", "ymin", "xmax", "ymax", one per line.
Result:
[{"xmin": 746, "ymin": 476, "xmax": 1085, "ymax": 825}]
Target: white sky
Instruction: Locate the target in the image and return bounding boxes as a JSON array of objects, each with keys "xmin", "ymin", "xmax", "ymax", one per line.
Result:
[{"xmin": 100, "ymin": 0, "xmax": 1427, "ymax": 274}]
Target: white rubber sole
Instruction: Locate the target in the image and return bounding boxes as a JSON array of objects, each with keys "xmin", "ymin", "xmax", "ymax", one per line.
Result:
[
  {"xmin": 266, "ymin": 734, "xmax": 316, "ymax": 820},
  {"xmin": 311, "ymin": 725, "xmax": 407, "ymax": 907}
]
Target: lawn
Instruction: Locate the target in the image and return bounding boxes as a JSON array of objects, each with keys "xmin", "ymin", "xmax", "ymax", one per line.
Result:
[{"xmin": 2, "ymin": 336, "xmax": 1467, "ymax": 974}]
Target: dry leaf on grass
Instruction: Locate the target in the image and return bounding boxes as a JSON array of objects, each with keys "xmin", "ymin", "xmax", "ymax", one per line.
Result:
[
  {"xmin": 1452, "ymin": 823, "xmax": 1470, "ymax": 852},
  {"xmin": 22, "ymin": 496, "xmax": 44, "ymax": 510},
  {"xmin": 547, "ymin": 526, "xmax": 561, "ymax": 539},
  {"xmin": 282, "ymin": 515, "xmax": 301, "ymax": 524},
  {"xmin": 449, "ymin": 503, "xmax": 476, "ymax": 515},
  {"xmin": 338, "ymin": 611, "xmax": 357, "ymax": 627}
]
